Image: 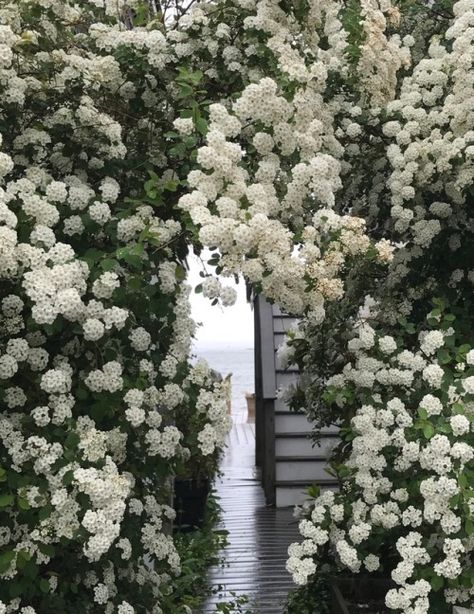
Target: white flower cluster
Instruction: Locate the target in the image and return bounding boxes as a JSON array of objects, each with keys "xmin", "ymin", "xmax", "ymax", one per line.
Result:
[
  {"xmin": 190, "ymin": 365, "xmax": 232, "ymax": 456},
  {"xmin": 287, "ymin": 321, "xmax": 474, "ymax": 612},
  {"xmin": 180, "ymin": 84, "xmax": 390, "ymax": 318}
]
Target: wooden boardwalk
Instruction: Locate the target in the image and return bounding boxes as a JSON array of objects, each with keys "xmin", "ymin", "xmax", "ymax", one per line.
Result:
[{"xmin": 201, "ymin": 420, "xmax": 300, "ymax": 613}]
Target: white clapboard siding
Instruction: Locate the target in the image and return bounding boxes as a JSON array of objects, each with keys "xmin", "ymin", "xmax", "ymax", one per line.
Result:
[
  {"xmin": 270, "ymin": 305, "xmax": 339, "ymax": 507},
  {"xmin": 276, "ymin": 459, "xmax": 334, "ymax": 482},
  {"xmin": 276, "ymin": 371, "xmax": 299, "ymax": 391},
  {"xmin": 275, "ymin": 412, "xmax": 315, "ymax": 434},
  {"xmin": 257, "ymin": 297, "xmax": 339, "ymax": 508},
  {"xmin": 275, "ymin": 411, "xmax": 339, "ymax": 435},
  {"xmin": 275, "ymin": 434, "xmax": 338, "ymax": 458}
]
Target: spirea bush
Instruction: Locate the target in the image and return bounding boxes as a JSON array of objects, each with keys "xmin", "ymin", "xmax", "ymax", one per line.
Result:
[
  {"xmin": 0, "ymin": 1, "xmax": 238, "ymax": 611},
  {"xmin": 287, "ymin": 308, "xmax": 474, "ymax": 612},
  {"xmin": 0, "ymin": 0, "xmax": 472, "ymax": 612},
  {"xmin": 277, "ymin": 0, "xmax": 474, "ymax": 610}
]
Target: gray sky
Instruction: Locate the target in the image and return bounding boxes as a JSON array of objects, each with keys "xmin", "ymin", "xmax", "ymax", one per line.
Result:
[{"xmin": 188, "ymin": 249, "xmax": 254, "ymax": 351}]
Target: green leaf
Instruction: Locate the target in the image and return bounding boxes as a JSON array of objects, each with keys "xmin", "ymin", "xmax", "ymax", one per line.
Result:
[
  {"xmin": 450, "ymin": 494, "xmax": 460, "ymax": 508},
  {"xmin": 422, "ymin": 423, "xmax": 435, "ymax": 439},
  {"xmin": 0, "ymin": 493, "xmax": 14, "ymax": 507},
  {"xmin": 100, "ymin": 258, "xmax": 118, "ymax": 272},
  {"xmin": 65, "ymin": 432, "xmax": 80, "ymax": 449},
  {"xmin": 38, "ymin": 543, "xmax": 55, "ymax": 558},
  {"xmin": 38, "ymin": 505, "xmax": 53, "ymax": 523},
  {"xmin": 76, "ymin": 386, "xmax": 89, "ymax": 401},
  {"xmin": 17, "ymin": 497, "xmax": 30, "ymax": 511},
  {"xmin": 83, "ymin": 248, "xmax": 103, "ymax": 265},
  {"xmin": 0, "ymin": 550, "xmax": 15, "ymax": 573},
  {"xmin": 465, "ymin": 518, "xmax": 474, "ymax": 535},
  {"xmin": 16, "ymin": 550, "xmax": 31, "ymax": 571},
  {"xmin": 195, "ymin": 117, "xmax": 208, "ymax": 135},
  {"xmin": 23, "ymin": 559, "xmax": 38, "ymax": 579},
  {"xmin": 437, "ymin": 348, "xmax": 451, "ymax": 365},
  {"xmin": 62, "ymin": 470, "xmax": 74, "ymax": 486},
  {"xmin": 175, "ymin": 265, "xmax": 186, "ymax": 282},
  {"xmin": 418, "ymin": 407, "xmax": 428, "ymax": 420},
  {"xmin": 307, "ymin": 484, "xmax": 321, "ymax": 498},
  {"xmin": 9, "ymin": 579, "xmax": 24, "ymax": 599},
  {"xmin": 430, "ymin": 574, "xmax": 444, "ymax": 591},
  {"xmin": 40, "ymin": 578, "xmax": 50, "ymax": 593},
  {"xmin": 163, "ymin": 179, "xmax": 179, "ymax": 192},
  {"xmin": 177, "ymin": 82, "xmax": 193, "ymax": 98}
]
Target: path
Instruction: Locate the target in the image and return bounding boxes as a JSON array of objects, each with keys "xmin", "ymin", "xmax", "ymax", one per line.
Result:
[{"xmin": 201, "ymin": 415, "xmax": 300, "ymax": 613}]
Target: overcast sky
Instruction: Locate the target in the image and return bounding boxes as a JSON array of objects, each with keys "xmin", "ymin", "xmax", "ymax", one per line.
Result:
[{"xmin": 187, "ymin": 249, "xmax": 254, "ymax": 351}]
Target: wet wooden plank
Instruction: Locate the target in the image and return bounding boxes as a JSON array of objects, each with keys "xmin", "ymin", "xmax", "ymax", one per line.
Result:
[{"xmin": 200, "ymin": 424, "xmax": 299, "ymax": 613}]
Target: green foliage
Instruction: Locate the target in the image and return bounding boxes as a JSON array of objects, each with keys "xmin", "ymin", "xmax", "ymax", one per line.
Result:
[
  {"xmin": 285, "ymin": 574, "xmax": 331, "ymax": 614},
  {"xmin": 160, "ymin": 494, "xmax": 228, "ymax": 614}
]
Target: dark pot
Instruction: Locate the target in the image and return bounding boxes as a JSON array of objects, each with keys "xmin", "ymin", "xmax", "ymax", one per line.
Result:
[
  {"xmin": 173, "ymin": 478, "xmax": 210, "ymax": 531},
  {"xmin": 330, "ymin": 576, "xmax": 394, "ymax": 614}
]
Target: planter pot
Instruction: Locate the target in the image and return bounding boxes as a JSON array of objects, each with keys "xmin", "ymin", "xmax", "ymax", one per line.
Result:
[
  {"xmin": 246, "ymin": 392, "xmax": 255, "ymax": 423},
  {"xmin": 330, "ymin": 576, "xmax": 394, "ymax": 614},
  {"xmin": 173, "ymin": 478, "xmax": 210, "ymax": 531}
]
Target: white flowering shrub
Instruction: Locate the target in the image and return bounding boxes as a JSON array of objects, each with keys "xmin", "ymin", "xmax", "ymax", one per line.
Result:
[
  {"xmin": 266, "ymin": 0, "xmax": 474, "ymax": 611},
  {"xmin": 0, "ymin": 0, "xmax": 472, "ymax": 611},
  {"xmin": 174, "ymin": 359, "xmax": 232, "ymax": 482},
  {"xmin": 287, "ymin": 309, "xmax": 474, "ymax": 612},
  {"xmin": 0, "ymin": 1, "xmax": 235, "ymax": 611}
]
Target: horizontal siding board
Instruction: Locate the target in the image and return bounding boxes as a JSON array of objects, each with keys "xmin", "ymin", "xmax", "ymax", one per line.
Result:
[
  {"xmin": 276, "ymin": 371, "xmax": 299, "ymax": 389},
  {"xmin": 271, "ymin": 305, "xmax": 290, "ymax": 317},
  {"xmin": 273, "ymin": 317, "xmax": 299, "ymax": 333},
  {"xmin": 275, "ymin": 435, "xmax": 338, "ymax": 458},
  {"xmin": 276, "ymin": 459, "xmax": 334, "ymax": 481},
  {"xmin": 275, "ymin": 413, "xmax": 315, "ymax": 434},
  {"xmin": 274, "ymin": 398, "xmax": 289, "ymax": 412}
]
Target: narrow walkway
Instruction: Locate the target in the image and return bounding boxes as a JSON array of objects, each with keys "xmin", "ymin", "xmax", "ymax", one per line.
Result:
[{"xmin": 201, "ymin": 420, "xmax": 300, "ymax": 613}]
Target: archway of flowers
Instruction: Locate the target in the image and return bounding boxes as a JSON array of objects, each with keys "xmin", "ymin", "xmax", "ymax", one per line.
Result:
[{"xmin": 0, "ymin": 1, "xmax": 472, "ymax": 613}]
